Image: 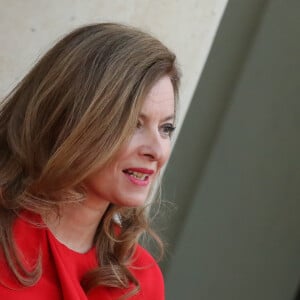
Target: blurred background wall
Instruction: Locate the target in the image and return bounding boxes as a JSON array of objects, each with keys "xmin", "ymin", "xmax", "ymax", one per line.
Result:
[
  {"xmin": 1, "ymin": 1, "xmax": 300, "ymax": 300},
  {"xmin": 0, "ymin": 0, "xmax": 227, "ymax": 126},
  {"xmin": 163, "ymin": 0, "xmax": 300, "ymax": 299}
]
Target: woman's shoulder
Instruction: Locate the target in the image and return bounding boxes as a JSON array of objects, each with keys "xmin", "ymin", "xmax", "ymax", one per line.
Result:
[
  {"xmin": 14, "ymin": 210, "xmax": 44, "ymax": 235},
  {"xmin": 12, "ymin": 210, "xmax": 46, "ymax": 259},
  {"xmin": 130, "ymin": 244, "xmax": 165, "ymax": 299},
  {"xmin": 0, "ymin": 211, "xmax": 46, "ymax": 292},
  {"xmin": 133, "ymin": 244, "xmax": 161, "ymax": 267}
]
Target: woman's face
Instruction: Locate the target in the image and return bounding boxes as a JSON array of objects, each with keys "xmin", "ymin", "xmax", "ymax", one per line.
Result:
[{"xmin": 84, "ymin": 75, "xmax": 175, "ymax": 208}]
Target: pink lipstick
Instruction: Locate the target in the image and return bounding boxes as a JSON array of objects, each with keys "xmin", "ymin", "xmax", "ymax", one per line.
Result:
[{"xmin": 123, "ymin": 168, "xmax": 154, "ymax": 186}]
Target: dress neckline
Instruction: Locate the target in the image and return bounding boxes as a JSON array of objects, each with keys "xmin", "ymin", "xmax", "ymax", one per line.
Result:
[{"xmin": 46, "ymin": 227, "xmax": 96, "ymax": 256}]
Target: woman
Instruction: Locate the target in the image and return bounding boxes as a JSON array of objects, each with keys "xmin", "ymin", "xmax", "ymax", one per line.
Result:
[{"xmin": 0, "ymin": 23, "xmax": 180, "ymax": 299}]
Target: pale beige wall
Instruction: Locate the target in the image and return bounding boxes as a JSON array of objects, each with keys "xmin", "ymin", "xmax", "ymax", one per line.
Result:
[{"xmin": 0, "ymin": 0, "xmax": 227, "ymax": 126}]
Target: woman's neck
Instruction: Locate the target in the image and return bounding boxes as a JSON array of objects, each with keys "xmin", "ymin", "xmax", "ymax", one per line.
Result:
[{"xmin": 43, "ymin": 200, "xmax": 109, "ymax": 253}]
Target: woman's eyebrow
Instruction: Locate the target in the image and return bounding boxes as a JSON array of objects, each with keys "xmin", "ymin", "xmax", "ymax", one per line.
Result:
[
  {"xmin": 162, "ymin": 114, "xmax": 175, "ymax": 122},
  {"xmin": 139, "ymin": 113, "xmax": 175, "ymax": 122}
]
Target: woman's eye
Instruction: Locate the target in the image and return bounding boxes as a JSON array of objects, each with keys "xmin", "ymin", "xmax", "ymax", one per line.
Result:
[
  {"xmin": 136, "ymin": 120, "xmax": 142, "ymax": 129},
  {"xmin": 160, "ymin": 123, "xmax": 176, "ymax": 138}
]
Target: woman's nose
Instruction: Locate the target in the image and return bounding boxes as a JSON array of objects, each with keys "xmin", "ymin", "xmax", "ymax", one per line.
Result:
[{"xmin": 139, "ymin": 130, "xmax": 169, "ymax": 163}]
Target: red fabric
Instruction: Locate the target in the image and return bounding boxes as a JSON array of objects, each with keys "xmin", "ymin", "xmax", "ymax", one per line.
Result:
[{"xmin": 0, "ymin": 212, "xmax": 164, "ymax": 299}]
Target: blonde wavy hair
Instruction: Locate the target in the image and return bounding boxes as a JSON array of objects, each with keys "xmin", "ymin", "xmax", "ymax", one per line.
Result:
[{"xmin": 0, "ymin": 23, "xmax": 180, "ymax": 298}]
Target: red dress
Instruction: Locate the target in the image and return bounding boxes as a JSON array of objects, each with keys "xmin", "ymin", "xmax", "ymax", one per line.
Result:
[{"xmin": 0, "ymin": 211, "xmax": 164, "ymax": 299}]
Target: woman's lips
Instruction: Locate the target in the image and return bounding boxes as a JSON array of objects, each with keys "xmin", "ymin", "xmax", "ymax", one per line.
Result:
[{"xmin": 122, "ymin": 168, "xmax": 154, "ymax": 186}]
